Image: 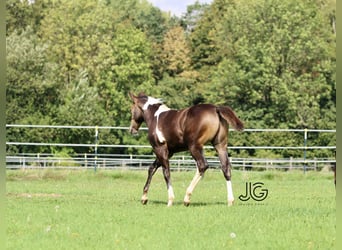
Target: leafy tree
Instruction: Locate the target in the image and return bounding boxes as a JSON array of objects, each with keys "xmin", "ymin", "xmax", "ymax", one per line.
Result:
[
  {"xmin": 6, "ymin": 0, "xmax": 49, "ymax": 35},
  {"xmin": 111, "ymin": 23, "xmax": 153, "ymax": 93},
  {"xmin": 39, "ymin": 0, "xmax": 118, "ymax": 85},
  {"xmin": 188, "ymin": 0, "xmax": 225, "ymax": 72},
  {"xmin": 206, "ymin": 0, "xmax": 335, "ymax": 130},
  {"xmin": 133, "ymin": 4, "xmax": 167, "ymax": 43},
  {"xmin": 130, "ymin": 4, "xmax": 169, "ymax": 82},
  {"xmin": 57, "ymin": 70, "xmax": 108, "ymax": 126},
  {"xmin": 6, "ymin": 27, "xmax": 61, "ymax": 153},
  {"xmin": 181, "ymin": 1, "xmax": 209, "ymax": 33},
  {"xmin": 162, "ymin": 26, "xmax": 191, "ymax": 76},
  {"xmin": 6, "ymin": 27, "xmax": 59, "ymax": 125},
  {"xmin": 5, "ymin": 0, "xmax": 335, "ymax": 158}
]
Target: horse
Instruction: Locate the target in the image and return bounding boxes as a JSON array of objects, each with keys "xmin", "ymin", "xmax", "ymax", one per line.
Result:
[{"xmin": 129, "ymin": 92, "xmax": 244, "ymax": 206}]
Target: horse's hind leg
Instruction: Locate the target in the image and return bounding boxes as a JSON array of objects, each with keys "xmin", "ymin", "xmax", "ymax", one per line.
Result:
[
  {"xmin": 215, "ymin": 142, "xmax": 234, "ymax": 206},
  {"xmin": 141, "ymin": 159, "xmax": 161, "ymax": 205},
  {"xmin": 184, "ymin": 145, "xmax": 208, "ymax": 206}
]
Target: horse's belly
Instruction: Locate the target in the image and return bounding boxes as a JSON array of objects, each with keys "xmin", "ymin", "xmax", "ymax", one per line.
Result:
[{"xmin": 166, "ymin": 135, "xmax": 187, "ymax": 152}]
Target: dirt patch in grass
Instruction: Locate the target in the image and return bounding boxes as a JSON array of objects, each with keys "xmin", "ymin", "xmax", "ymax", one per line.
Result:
[
  {"xmin": 7, "ymin": 193, "xmax": 63, "ymax": 198},
  {"xmin": 6, "ymin": 170, "xmax": 69, "ymax": 181}
]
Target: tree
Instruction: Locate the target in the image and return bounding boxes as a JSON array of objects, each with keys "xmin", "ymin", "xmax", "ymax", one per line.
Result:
[
  {"xmin": 6, "ymin": 27, "xmax": 61, "ymax": 153},
  {"xmin": 39, "ymin": 0, "xmax": 118, "ymax": 85},
  {"xmin": 6, "ymin": 0, "xmax": 49, "ymax": 35},
  {"xmin": 207, "ymin": 0, "xmax": 335, "ymax": 130},
  {"xmin": 181, "ymin": 1, "xmax": 210, "ymax": 33},
  {"xmin": 6, "ymin": 27, "xmax": 59, "ymax": 124},
  {"xmin": 131, "ymin": 4, "xmax": 169, "ymax": 82},
  {"xmin": 133, "ymin": 4, "xmax": 167, "ymax": 43},
  {"xmin": 6, "ymin": 0, "xmax": 335, "ymax": 157},
  {"xmin": 162, "ymin": 26, "xmax": 191, "ymax": 76},
  {"xmin": 188, "ymin": 0, "xmax": 225, "ymax": 72},
  {"xmin": 111, "ymin": 23, "xmax": 153, "ymax": 93}
]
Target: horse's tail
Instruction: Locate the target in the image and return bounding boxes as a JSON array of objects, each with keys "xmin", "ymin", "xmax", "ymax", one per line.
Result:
[{"xmin": 217, "ymin": 106, "xmax": 244, "ymax": 131}]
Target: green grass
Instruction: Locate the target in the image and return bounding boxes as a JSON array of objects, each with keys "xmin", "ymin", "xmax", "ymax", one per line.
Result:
[{"xmin": 6, "ymin": 169, "xmax": 336, "ymax": 249}]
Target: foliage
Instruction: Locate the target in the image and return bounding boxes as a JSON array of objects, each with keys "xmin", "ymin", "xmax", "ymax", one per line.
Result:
[
  {"xmin": 6, "ymin": 0, "xmax": 335, "ymax": 158},
  {"xmin": 205, "ymin": 0, "xmax": 336, "ymax": 129},
  {"xmin": 6, "ymin": 25, "xmax": 60, "ymax": 150},
  {"xmin": 162, "ymin": 26, "xmax": 191, "ymax": 76}
]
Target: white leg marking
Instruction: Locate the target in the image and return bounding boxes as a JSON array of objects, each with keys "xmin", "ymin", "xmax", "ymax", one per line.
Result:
[
  {"xmin": 227, "ymin": 180, "xmax": 234, "ymax": 206},
  {"xmin": 167, "ymin": 185, "xmax": 175, "ymax": 207},
  {"xmin": 141, "ymin": 193, "xmax": 148, "ymax": 204},
  {"xmin": 184, "ymin": 169, "xmax": 202, "ymax": 204}
]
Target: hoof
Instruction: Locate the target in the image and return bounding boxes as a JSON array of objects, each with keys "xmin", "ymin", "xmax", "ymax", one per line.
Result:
[
  {"xmin": 228, "ymin": 200, "xmax": 234, "ymax": 207},
  {"xmin": 183, "ymin": 201, "xmax": 190, "ymax": 207},
  {"xmin": 141, "ymin": 199, "xmax": 148, "ymax": 205},
  {"xmin": 167, "ymin": 200, "xmax": 174, "ymax": 207}
]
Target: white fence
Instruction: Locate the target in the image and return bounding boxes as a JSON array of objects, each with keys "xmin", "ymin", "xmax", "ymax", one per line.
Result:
[
  {"xmin": 6, "ymin": 153, "xmax": 336, "ymax": 172},
  {"xmin": 6, "ymin": 125, "xmax": 336, "ymax": 172}
]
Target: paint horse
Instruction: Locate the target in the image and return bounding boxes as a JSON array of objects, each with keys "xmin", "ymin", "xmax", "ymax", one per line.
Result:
[{"xmin": 129, "ymin": 93, "xmax": 244, "ymax": 206}]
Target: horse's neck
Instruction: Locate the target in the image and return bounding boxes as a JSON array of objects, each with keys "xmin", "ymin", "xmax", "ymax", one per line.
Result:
[{"xmin": 143, "ymin": 107, "xmax": 158, "ymax": 128}]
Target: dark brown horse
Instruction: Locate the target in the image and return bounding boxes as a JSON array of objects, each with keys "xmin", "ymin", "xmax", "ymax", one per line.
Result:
[{"xmin": 129, "ymin": 93, "xmax": 244, "ymax": 206}]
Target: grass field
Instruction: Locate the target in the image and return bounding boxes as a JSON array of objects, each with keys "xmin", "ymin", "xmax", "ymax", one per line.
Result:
[{"xmin": 6, "ymin": 169, "xmax": 335, "ymax": 249}]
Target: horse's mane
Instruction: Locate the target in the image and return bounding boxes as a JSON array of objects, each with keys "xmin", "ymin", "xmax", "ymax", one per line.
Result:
[{"xmin": 141, "ymin": 93, "xmax": 165, "ymax": 110}]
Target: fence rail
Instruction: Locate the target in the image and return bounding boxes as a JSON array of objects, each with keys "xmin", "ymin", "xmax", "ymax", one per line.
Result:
[
  {"xmin": 4, "ymin": 141, "xmax": 337, "ymax": 150},
  {"xmin": 5, "ymin": 153, "xmax": 336, "ymax": 171},
  {"xmin": 5, "ymin": 124, "xmax": 337, "ymax": 132},
  {"xmin": 6, "ymin": 125, "xmax": 336, "ymax": 171}
]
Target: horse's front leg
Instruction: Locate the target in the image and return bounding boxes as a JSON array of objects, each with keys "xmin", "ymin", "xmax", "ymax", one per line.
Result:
[
  {"xmin": 141, "ymin": 159, "xmax": 160, "ymax": 205},
  {"xmin": 162, "ymin": 164, "xmax": 174, "ymax": 207},
  {"xmin": 155, "ymin": 146, "xmax": 174, "ymax": 207}
]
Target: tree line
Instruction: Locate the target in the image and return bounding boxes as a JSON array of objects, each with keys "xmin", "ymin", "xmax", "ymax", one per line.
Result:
[{"xmin": 6, "ymin": 0, "xmax": 336, "ymax": 159}]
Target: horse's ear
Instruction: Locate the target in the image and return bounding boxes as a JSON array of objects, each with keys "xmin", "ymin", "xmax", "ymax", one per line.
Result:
[
  {"xmin": 137, "ymin": 92, "xmax": 147, "ymax": 98},
  {"xmin": 129, "ymin": 93, "xmax": 137, "ymax": 102}
]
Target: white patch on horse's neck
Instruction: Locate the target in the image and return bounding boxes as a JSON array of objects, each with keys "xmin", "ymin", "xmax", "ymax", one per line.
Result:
[
  {"xmin": 154, "ymin": 105, "xmax": 170, "ymax": 143},
  {"xmin": 142, "ymin": 96, "xmax": 171, "ymax": 143},
  {"xmin": 154, "ymin": 104, "xmax": 170, "ymax": 117},
  {"xmin": 142, "ymin": 96, "xmax": 163, "ymax": 110},
  {"xmin": 154, "ymin": 103, "xmax": 170, "ymax": 144}
]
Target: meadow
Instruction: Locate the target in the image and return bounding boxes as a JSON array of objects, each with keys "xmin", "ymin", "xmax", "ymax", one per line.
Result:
[{"xmin": 6, "ymin": 169, "xmax": 335, "ymax": 249}]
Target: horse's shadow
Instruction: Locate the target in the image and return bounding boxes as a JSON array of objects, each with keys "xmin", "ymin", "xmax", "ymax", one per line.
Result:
[{"xmin": 148, "ymin": 200, "xmax": 226, "ymax": 207}]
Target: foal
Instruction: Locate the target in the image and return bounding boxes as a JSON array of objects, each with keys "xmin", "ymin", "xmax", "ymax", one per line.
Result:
[{"xmin": 129, "ymin": 93, "xmax": 244, "ymax": 206}]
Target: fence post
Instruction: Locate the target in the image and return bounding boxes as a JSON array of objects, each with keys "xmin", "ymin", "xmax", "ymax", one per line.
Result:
[
  {"xmin": 94, "ymin": 126, "xmax": 98, "ymax": 172},
  {"xmin": 37, "ymin": 153, "xmax": 40, "ymax": 167},
  {"xmin": 84, "ymin": 153, "xmax": 87, "ymax": 168},
  {"xmin": 303, "ymin": 129, "xmax": 307, "ymax": 173}
]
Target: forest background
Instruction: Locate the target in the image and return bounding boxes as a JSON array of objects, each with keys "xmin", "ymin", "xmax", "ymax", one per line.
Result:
[{"xmin": 6, "ymin": 0, "xmax": 336, "ymax": 159}]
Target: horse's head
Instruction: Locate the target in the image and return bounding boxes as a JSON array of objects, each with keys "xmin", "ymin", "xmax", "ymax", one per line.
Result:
[{"xmin": 129, "ymin": 93, "xmax": 147, "ymax": 134}]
